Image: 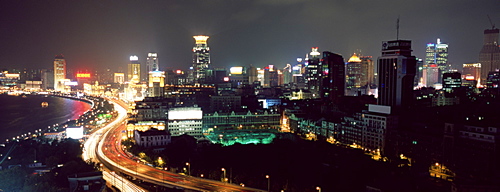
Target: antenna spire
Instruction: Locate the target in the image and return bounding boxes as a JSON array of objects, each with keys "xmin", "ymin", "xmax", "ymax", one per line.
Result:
[{"xmin": 396, "ymin": 16, "xmax": 400, "ymax": 40}]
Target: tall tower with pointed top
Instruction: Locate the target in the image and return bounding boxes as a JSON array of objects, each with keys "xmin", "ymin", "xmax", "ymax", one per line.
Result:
[{"xmin": 192, "ymin": 36, "xmax": 210, "ymax": 83}]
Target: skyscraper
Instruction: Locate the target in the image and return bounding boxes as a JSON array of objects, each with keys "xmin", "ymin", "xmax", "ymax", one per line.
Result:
[
  {"xmin": 479, "ymin": 28, "xmax": 500, "ymax": 84},
  {"xmin": 321, "ymin": 51, "xmax": 345, "ymax": 104},
  {"xmin": 53, "ymin": 54, "xmax": 66, "ymax": 91},
  {"xmin": 377, "ymin": 40, "xmax": 416, "ymax": 109},
  {"xmin": 127, "ymin": 55, "xmax": 141, "ymax": 83},
  {"xmin": 148, "ymin": 71, "xmax": 165, "ymax": 97},
  {"xmin": 346, "ymin": 53, "xmax": 362, "ymax": 96},
  {"xmin": 147, "ymin": 52, "xmax": 159, "ymax": 72},
  {"xmin": 192, "ymin": 35, "xmax": 210, "ymax": 83},
  {"xmin": 306, "ymin": 47, "xmax": 321, "ymax": 98},
  {"xmin": 425, "ymin": 38, "xmax": 449, "ymax": 82}
]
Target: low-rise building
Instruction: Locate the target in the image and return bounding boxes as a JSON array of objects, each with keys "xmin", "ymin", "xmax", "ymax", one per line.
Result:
[{"xmin": 134, "ymin": 128, "xmax": 171, "ymax": 147}]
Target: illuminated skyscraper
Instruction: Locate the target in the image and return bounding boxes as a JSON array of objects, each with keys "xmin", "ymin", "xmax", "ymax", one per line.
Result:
[
  {"xmin": 147, "ymin": 52, "xmax": 159, "ymax": 72},
  {"xmin": 426, "ymin": 38, "xmax": 449, "ymax": 83},
  {"xmin": 53, "ymin": 54, "xmax": 66, "ymax": 91},
  {"xmin": 127, "ymin": 55, "xmax": 141, "ymax": 83},
  {"xmin": 192, "ymin": 35, "xmax": 210, "ymax": 83},
  {"xmin": 479, "ymin": 28, "xmax": 500, "ymax": 84},
  {"xmin": 346, "ymin": 53, "xmax": 362, "ymax": 96},
  {"xmin": 377, "ymin": 40, "xmax": 416, "ymax": 109},
  {"xmin": 148, "ymin": 71, "xmax": 165, "ymax": 97},
  {"xmin": 306, "ymin": 47, "xmax": 321, "ymax": 97}
]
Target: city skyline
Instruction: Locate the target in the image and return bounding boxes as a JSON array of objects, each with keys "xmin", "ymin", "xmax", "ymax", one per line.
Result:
[{"xmin": 0, "ymin": 0, "xmax": 499, "ymax": 72}]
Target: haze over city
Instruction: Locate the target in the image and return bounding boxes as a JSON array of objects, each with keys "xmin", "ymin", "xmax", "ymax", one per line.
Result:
[{"xmin": 1, "ymin": 0, "xmax": 499, "ymax": 71}]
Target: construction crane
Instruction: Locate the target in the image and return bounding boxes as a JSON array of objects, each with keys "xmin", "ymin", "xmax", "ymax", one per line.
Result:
[{"xmin": 487, "ymin": 14, "xmax": 496, "ymax": 29}]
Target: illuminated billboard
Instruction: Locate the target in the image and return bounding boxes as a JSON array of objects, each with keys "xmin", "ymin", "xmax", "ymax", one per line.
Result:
[
  {"xmin": 230, "ymin": 67, "xmax": 244, "ymax": 74},
  {"xmin": 168, "ymin": 107, "xmax": 202, "ymax": 120},
  {"xmin": 76, "ymin": 73, "xmax": 91, "ymax": 78},
  {"xmin": 66, "ymin": 126, "xmax": 84, "ymax": 139},
  {"xmin": 64, "ymin": 81, "xmax": 78, "ymax": 86}
]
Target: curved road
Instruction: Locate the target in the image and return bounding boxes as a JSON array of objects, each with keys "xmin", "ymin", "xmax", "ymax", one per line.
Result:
[{"xmin": 91, "ymin": 98, "xmax": 266, "ymax": 192}]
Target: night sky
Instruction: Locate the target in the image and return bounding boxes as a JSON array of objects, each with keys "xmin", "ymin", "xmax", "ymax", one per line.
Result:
[{"xmin": 1, "ymin": 0, "xmax": 499, "ymax": 72}]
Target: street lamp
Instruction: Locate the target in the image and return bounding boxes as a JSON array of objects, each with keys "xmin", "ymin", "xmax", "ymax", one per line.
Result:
[
  {"xmin": 186, "ymin": 162, "xmax": 191, "ymax": 176},
  {"xmin": 221, "ymin": 168, "xmax": 226, "ymax": 183},
  {"xmin": 316, "ymin": 186, "xmax": 321, "ymax": 192},
  {"xmin": 266, "ymin": 175, "xmax": 270, "ymax": 192}
]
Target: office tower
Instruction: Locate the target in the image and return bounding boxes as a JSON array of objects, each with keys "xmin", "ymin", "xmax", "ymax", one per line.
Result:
[
  {"xmin": 479, "ymin": 28, "xmax": 500, "ymax": 84},
  {"xmin": 321, "ymin": 51, "xmax": 345, "ymax": 103},
  {"xmin": 442, "ymin": 72, "xmax": 462, "ymax": 93},
  {"xmin": 462, "ymin": 63, "xmax": 481, "ymax": 87},
  {"xmin": 422, "ymin": 64, "xmax": 439, "ymax": 87},
  {"xmin": 306, "ymin": 47, "xmax": 321, "ymax": 97},
  {"xmin": 361, "ymin": 56, "xmax": 375, "ymax": 88},
  {"xmin": 247, "ymin": 65, "xmax": 258, "ymax": 85},
  {"xmin": 192, "ymin": 36, "xmax": 210, "ymax": 83},
  {"xmin": 426, "ymin": 39, "xmax": 449, "ymax": 67},
  {"xmin": 53, "ymin": 54, "xmax": 66, "ymax": 91},
  {"xmin": 229, "ymin": 66, "xmax": 249, "ymax": 87},
  {"xmin": 127, "ymin": 55, "xmax": 141, "ymax": 83},
  {"xmin": 147, "ymin": 52, "xmax": 159, "ymax": 72},
  {"xmin": 41, "ymin": 69, "xmax": 54, "ymax": 90},
  {"xmin": 377, "ymin": 40, "xmax": 417, "ymax": 109},
  {"xmin": 292, "ymin": 58, "xmax": 305, "ymax": 86},
  {"xmin": 148, "ymin": 71, "xmax": 165, "ymax": 97},
  {"xmin": 346, "ymin": 53, "xmax": 362, "ymax": 96}
]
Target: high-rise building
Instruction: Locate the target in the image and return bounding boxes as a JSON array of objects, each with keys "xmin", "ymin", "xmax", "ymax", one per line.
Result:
[
  {"xmin": 127, "ymin": 55, "xmax": 141, "ymax": 83},
  {"xmin": 192, "ymin": 36, "xmax": 210, "ymax": 83},
  {"xmin": 462, "ymin": 63, "xmax": 481, "ymax": 87},
  {"xmin": 425, "ymin": 38, "xmax": 449, "ymax": 69},
  {"xmin": 306, "ymin": 47, "xmax": 321, "ymax": 98},
  {"xmin": 346, "ymin": 53, "xmax": 362, "ymax": 96},
  {"xmin": 53, "ymin": 54, "xmax": 66, "ymax": 91},
  {"xmin": 479, "ymin": 28, "xmax": 500, "ymax": 84},
  {"xmin": 361, "ymin": 56, "xmax": 375, "ymax": 88},
  {"xmin": 422, "ymin": 64, "xmax": 439, "ymax": 87},
  {"xmin": 321, "ymin": 51, "xmax": 345, "ymax": 104},
  {"xmin": 147, "ymin": 52, "xmax": 159, "ymax": 72},
  {"xmin": 148, "ymin": 71, "xmax": 165, "ymax": 97},
  {"xmin": 377, "ymin": 40, "xmax": 417, "ymax": 109}
]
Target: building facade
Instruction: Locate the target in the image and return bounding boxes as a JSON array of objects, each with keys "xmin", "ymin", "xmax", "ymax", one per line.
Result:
[
  {"xmin": 192, "ymin": 36, "xmax": 210, "ymax": 84},
  {"xmin": 167, "ymin": 107, "xmax": 203, "ymax": 138},
  {"xmin": 479, "ymin": 28, "xmax": 500, "ymax": 85},
  {"xmin": 53, "ymin": 54, "xmax": 66, "ymax": 91},
  {"xmin": 134, "ymin": 128, "xmax": 171, "ymax": 147},
  {"xmin": 377, "ymin": 40, "xmax": 417, "ymax": 109},
  {"xmin": 127, "ymin": 55, "xmax": 141, "ymax": 83}
]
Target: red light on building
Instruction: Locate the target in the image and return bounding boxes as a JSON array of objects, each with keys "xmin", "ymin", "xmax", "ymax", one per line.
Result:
[
  {"xmin": 176, "ymin": 70, "xmax": 183, "ymax": 74},
  {"xmin": 76, "ymin": 73, "xmax": 91, "ymax": 78},
  {"xmin": 223, "ymin": 77, "xmax": 229, "ymax": 82}
]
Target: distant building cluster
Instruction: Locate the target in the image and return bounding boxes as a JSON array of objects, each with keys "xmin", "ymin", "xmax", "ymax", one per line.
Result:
[{"xmin": 2, "ymin": 26, "xmax": 500, "ymax": 192}]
